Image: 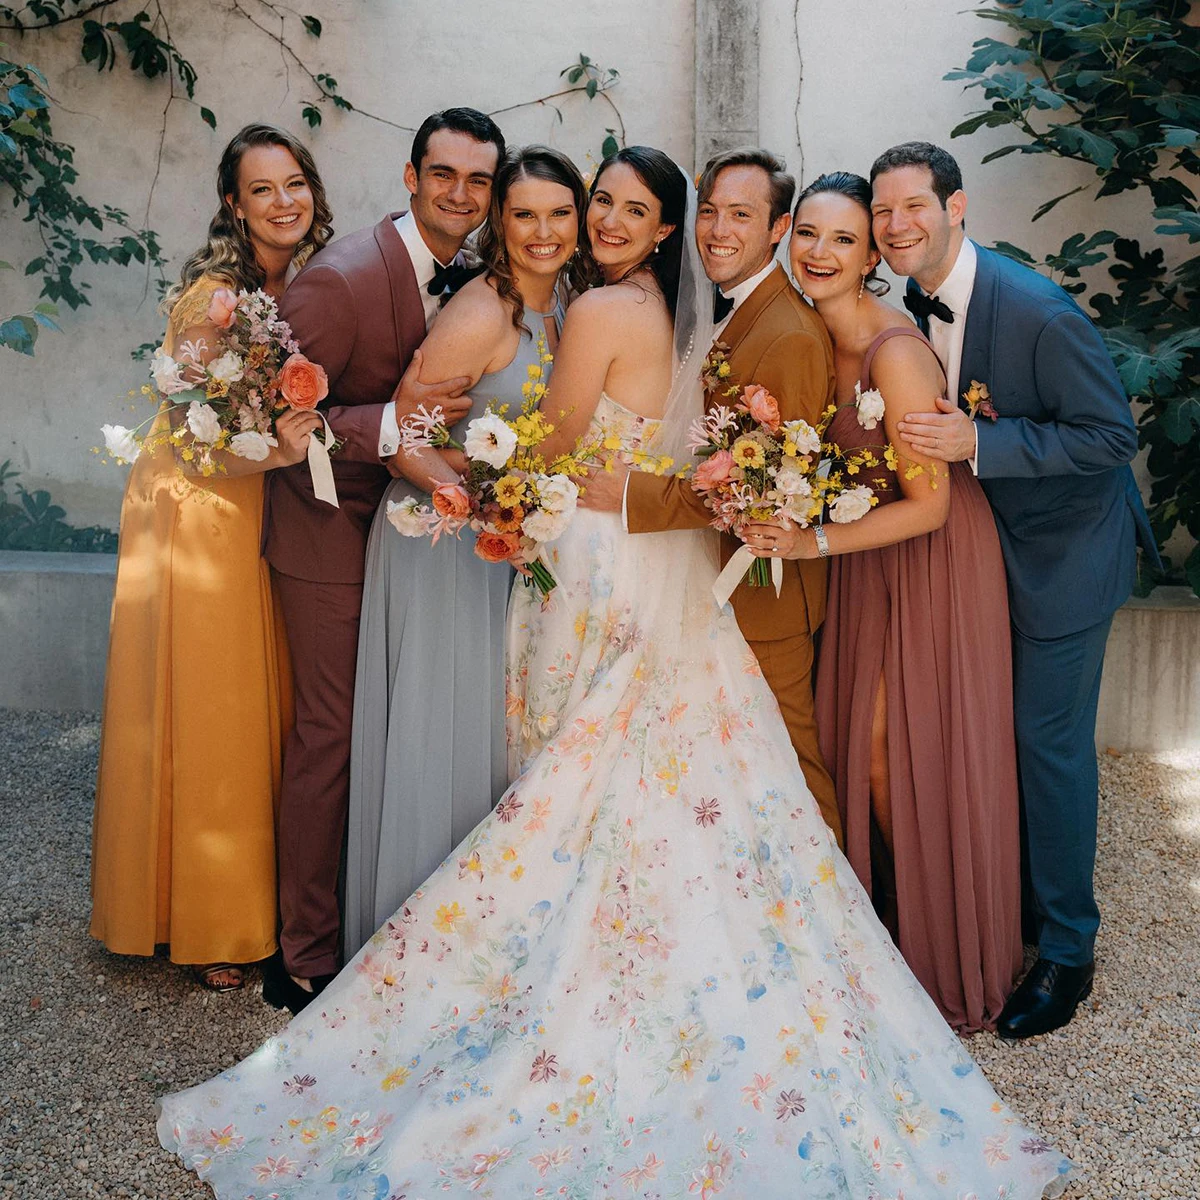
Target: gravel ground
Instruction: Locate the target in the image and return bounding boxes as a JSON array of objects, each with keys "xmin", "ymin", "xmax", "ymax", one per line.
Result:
[{"xmin": 2, "ymin": 708, "xmax": 1197, "ymax": 1199}]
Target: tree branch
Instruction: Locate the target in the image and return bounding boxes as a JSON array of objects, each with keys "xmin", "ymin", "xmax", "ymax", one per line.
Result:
[{"xmin": 0, "ymin": 0, "xmax": 120, "ymax": 32}]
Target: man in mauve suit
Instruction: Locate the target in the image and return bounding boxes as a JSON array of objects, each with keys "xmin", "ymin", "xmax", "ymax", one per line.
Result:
[
  {"xmin": 265, "ymin": 108, "xmax": 505, "ymax": 1010},
  {"xmin": 874, "ymin": 142, "xmax": 1158, "ymax": 1038},
  {"xmin": 582, "ymin": 148, "xmax": 843, "ymax": 848}
]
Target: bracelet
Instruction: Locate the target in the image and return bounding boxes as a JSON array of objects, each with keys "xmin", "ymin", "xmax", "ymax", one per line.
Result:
[{"xmin": 813, "ymin": 525, "xmax": 831, "ymax": 558}]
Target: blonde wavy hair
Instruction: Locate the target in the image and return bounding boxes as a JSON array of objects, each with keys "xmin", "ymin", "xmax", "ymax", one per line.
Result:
[{"xmin": 165, "ymin": 123, "xmax": 333, "ymax": 312}]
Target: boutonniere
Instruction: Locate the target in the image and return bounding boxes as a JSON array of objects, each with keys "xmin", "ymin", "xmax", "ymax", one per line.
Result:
[
  {"xmin": 700, "ymin": 341, "xmax": 739, "ymax": 397},
  {"xmin": 963, "ymin": 379, "xmax": 998, "ymax": 422}
]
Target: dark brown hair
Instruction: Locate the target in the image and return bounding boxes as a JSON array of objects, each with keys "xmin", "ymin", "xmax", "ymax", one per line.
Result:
[
  {"xmin": 167, "ymin": 123, "xmax": 333, "ymax": 311},
  {"xmin": 794, "ymin": 171, "xmax": 890, "ymax": 296},
  {"xmin": 869, "ymin": 141, "xmax": 964, "ymax": 208},
  {"xmin": 476, "ymin": 145, "xmax": 594, "ymax": 330},
  {"xmin": 697, "ymin": 147, "xmax": 795, "ymax": 226}
]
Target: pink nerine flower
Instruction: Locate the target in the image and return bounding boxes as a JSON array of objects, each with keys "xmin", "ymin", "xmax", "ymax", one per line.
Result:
[
  {"xmin": 740, "ymin": 384, "xmax": 781, "ymax": 432},
  {"xmin": 692, "ymin": 449, "xmax": 737, "ymax": 492},
  {"xmin": 206, "ymin": 287, "xmax": 239, "ymax": 330}
]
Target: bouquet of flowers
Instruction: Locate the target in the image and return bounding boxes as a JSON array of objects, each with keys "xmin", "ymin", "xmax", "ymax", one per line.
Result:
[
  {"xmin": 100, "ymin": 287, "xmax": 331, "ymax": 486},
  {"xmin": 687, "ymin": 374, "xmax": 885, "ymax": 596},
  {"xmin": 388, "ymin": 337, "xmax": 674, "ymax": 600}
]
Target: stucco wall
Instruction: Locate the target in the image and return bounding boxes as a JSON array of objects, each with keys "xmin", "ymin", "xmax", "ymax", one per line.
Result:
[{"xmin": 0, "ymin": 0, "xmax": 1171, "ymax": 532}]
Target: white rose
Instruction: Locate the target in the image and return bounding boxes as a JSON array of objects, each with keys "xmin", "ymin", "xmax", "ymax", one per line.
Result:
[
  {"xmin": 229, "ymin": 430, "xmax": 277, "ymax": 461},
  {"xmin": 149, "ymin": 348, "xmax": 189, "ymax": 396},
  {"xmin": 855, "ymin": 383, "xmax": 886, "ymax": 431},
  {"xmin": 463, "ymin": 412, "xmax": 518, "ymax": 469},
  {"xmin": 522, "ymin": 507, "xmax": 570, "ymax": 544},
  {"xmin": 186, "ymin": 400, "xmax": 222, "ymax": 444},
  {"xmin": 773, "ymin": 462, "xmax": 812, "ymax": 498},
  {"xmin": 781, "ymin": 419, "xmax": 821, "ymax": 457},
  {"xmin": 386, "ymin": 496, "xmax": 434, "ymax": 537},
  {"xmin": 534, "ymin": 473, "xmax": 579, "ymax": 516},
  {"xmin": 208, "ymin": 349, "xmax": 245, "ymax": 385},
  {"xmin": 828, "ymin": 484, "xmax": 874, "ymax": 524},
  {"xmin": 101, "ymin": 423, "xmax": 140, "ymax": 463}
]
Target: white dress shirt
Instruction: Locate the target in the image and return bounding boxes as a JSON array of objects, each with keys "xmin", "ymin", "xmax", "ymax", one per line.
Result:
[
  {"xmin": 924, "ymin": 237, "xmax": 979, "ymax": 474},
  {"xmin": 377, "ymin": 212, "xmax": 454, "ymax": 458},
  {"xmin": 621, "ymin": 259, "xmax": 779, "ymax": 528}
]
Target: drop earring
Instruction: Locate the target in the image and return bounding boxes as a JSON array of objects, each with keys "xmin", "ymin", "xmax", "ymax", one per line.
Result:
[{"xmin": 857, "ymin": 273, "xmax": 866, "ymax": 302}]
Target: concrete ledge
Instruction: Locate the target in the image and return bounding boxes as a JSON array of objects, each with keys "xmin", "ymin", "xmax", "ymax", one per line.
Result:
[
  {"xmin": 1094, "ymin": 586, "xmax": 1200, "ymax": 754},
  {"xmin": 1, "ymin": 552, "xmax": 1197, "ymax": 753},
  {"xmin": 0, "ymin": 551, "xmax": 116, "ymax": 712}
]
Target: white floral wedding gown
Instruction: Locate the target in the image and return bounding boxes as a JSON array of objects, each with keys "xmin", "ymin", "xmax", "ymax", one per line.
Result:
[{"xmin": 159, "ymin": 395, "xmax": 1072, "ymax": 1199}]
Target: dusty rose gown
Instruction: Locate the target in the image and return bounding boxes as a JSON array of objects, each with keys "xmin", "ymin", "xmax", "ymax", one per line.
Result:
[{"xmin": 815, "ymin": 326, "xmax": 1023, "ymax": 1032}]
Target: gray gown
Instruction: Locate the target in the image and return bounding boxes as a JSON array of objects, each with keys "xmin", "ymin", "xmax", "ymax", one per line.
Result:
[{"xmin": 343, "ymin": 300, "xmax": 562, "ymax": 958}]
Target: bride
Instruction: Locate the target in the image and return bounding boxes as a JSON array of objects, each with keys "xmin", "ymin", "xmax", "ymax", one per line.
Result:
[{"xmin": 159, "ymin": 147, "xmax": 1071, "ymax": 1199}]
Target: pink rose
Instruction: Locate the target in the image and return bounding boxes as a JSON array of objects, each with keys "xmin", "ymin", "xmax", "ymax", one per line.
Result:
[
  {"xmin": 692, "ymin": 448, "xmax": 736, "ymax": 492},
  {"xmin": 206, "ymin": 287, "xmax": 239, "ymax": 330},
  {"xmin": 740, "ymin": 384, "xmax": 781, "ymax": 432},
  {"xmin": 431, "ymin": 482, "xmax": 472, "ymax": 521},
  {"xmin": 278, "ymin": 353, "xmax": 330, "ymax": 410}
]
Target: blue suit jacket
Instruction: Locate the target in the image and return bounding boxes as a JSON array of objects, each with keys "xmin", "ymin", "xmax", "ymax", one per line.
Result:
[{"xmin": 925, "ymin": 241, "xmax": 1156, "ymax": 640}]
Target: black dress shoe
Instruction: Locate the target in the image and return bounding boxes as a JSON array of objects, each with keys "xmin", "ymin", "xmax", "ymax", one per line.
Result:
[
  {"xmin": 996, "ymin": 958, "xmax": 1094, "ymax": 1040},
  {"xmin": 260, "ymin": 951, "xmax": 334, "ymax": 1015}
]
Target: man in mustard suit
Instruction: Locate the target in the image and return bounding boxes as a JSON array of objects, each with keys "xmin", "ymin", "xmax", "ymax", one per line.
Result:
[{"xmin": 581, "ymin": 147, "xmax": 841, "ymax": 847}]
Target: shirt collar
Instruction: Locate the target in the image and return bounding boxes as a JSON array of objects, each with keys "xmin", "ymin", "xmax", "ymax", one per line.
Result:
[
  {"xmin": 720, "ymin": 258, "xmax": 777, "ymax": 314},
  {"xmin": 929, "ymin": 236, "xmax": 977, "ymax": 316},
  {"xmin": 394, "ymin": 210, "xmax": 451, "ymax": 289}
]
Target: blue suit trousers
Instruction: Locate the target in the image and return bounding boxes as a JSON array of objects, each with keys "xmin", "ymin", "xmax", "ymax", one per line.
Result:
[{"xmin": 1011, "ymin": 616, "xmax": 1112, "ymax": 967}]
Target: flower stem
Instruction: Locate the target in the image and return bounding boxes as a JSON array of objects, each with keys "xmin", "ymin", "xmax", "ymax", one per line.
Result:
[
  {"xmin": 525, "ymin": 558, "xmax": 557, "ymax": 599},
  {"xmin": 747, "ymin": 555, "xmax": 769, "ymax": 587}
]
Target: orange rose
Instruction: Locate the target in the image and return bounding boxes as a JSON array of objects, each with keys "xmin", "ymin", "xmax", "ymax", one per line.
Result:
[
  {"xmin": 431, "ymin": 482, "xmax": 471, "ymax": 520},
  {"xmin": 475, "ymin": 530, "xmax": 522, "ymax": 563},
  {"xmin": 279, "ymin": 353, "xmax": 330, "ymax": 410},
  {"xmin": 206, "ymin": 287, "xmax": 239, "ymax": 329},
  {"xmin": 741, "ymin": 384, "xmax": 781, "ymax": 432}
]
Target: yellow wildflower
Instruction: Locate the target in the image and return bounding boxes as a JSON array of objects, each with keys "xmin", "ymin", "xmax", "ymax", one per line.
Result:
[
  {"xmin": 731, "ymin": 437, "xmax": 766, "ymax": 469},
  {"xmin": 494, "ymin": 474, "xmax": 526, "ymax": 506}
]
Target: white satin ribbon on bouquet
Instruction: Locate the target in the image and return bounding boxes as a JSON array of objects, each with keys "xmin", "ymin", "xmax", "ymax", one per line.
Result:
[
  {"xmin": 711, "ymin": 543, "xmax": 783, "ymax": 609},
  {"xmin": 307, "ymin": 414, "xmax": 339, "ymax": 508}
]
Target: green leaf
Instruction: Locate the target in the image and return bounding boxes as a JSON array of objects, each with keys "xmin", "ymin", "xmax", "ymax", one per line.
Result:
[
  {"xmin": 200, "ymin": 106, "xmax": 216, "ymax": 129},
  {"xmin": 0, "ymin": 261, "xmax": 11, "ymax": 271},
  {"xmin": 1154, "ymin": 206, "xmax": 1200, "ymax": 241},
  {"xmin": 962, "ymin": 37, "xmax": 1034, "ymax": 73},
  {"xmin": 565, "ymin": 66, "xmax": 583, "ymax": 83},
  {"xmin": 1050, "ymin": 125, "xmax": 1117, "ymax": 171},
  {"xmin": 0, "ymin": 130, "xmax": 17, "ymax": 157},
  {"xmin": 585, "ymin": 78, "xmax": 598, "ymax": 99},
  {"xmin": 1031, "ymin": 184, "xmax": 1088, "ymax": 221},
  {"xmin": 1162, "ymin": 395, "xmax": 1200, "ymax": 446},
  {"xmin": 949, "ymin": 109, "xmax": 1014, "ymax": 138},
  {"xmin": 1103, "ymin": 326, "xmax": 1200, "ymax": 395},
  {"xmin": 302, "ymin": 14, "xmax": 322, "ymax": 36},
  {"xmin": 990, "ymin": 240, "xmax": 1036, "ymax": 265},
  {"xmin": 1161, "ymin": 126, "xmax": 1198, "ymax": 149},
  {"xmin": 0, "ymin": 314, "xmax": 37, "ymax": 355},
  {"xmin": 601, "ymin": 133, "xmax": 619, "ymax": 159},
  {"xmin": 302, "ymin": 104, "xmax": 322, "ymax": 128}
]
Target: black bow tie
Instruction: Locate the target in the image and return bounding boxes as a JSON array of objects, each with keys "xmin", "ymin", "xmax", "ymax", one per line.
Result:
[
  {"xmin": 427, "ymin": 260, "xmax": 485, "ymax": 298},
  {"xmin": 903, "ymin": 291, "xmax": 954, "ymax": 325},
  {"xmin": 714, "ymin": 289, "xmax": 735, "ymax": 323}
]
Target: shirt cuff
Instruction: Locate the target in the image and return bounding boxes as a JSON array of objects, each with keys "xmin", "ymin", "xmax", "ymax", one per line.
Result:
[
  {"xmin": 621, "ymin": 473, "xmax": 630, "ymax": 533},
  {"xmin": 378, "ymin": 402, "xmax": 400, "ymax": 459},
  {"xmin": 969, "ymin": 422, "xmax": 979, "ymax": 476}
]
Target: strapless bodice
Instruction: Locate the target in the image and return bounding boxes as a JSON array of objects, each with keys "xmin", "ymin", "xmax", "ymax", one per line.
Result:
[{"xmin": 587, "ymin": 391, "xmax": 662, "ymax": 456}]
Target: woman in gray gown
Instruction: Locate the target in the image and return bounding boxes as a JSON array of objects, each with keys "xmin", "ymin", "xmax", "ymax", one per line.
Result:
[{"xmin": 344, "ymin": 146, "xmax": 591, "ymax": 957}]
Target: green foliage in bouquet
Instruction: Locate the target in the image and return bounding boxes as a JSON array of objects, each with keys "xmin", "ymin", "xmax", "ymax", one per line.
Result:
[{"xmin": 947, "ymin": 0, "xmax": 1200, "ymax": 595}]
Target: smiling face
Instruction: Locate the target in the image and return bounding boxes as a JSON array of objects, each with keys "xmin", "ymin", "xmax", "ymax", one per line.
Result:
[
  {"xmin": 501, "ymin": 175, "xmax": 579, "ymax": 282},
  {"xmin": 695, "ymin": 164, "xmax": 790, "ymax": 289},
  {"xmin": 404, "ymin": 129, "xmax": 499, "ymax": 260},
  {"xmin": 870, "ymin": 164, "xmax": 965, "ymax": 292},
  {"xmin": 788, "ymin": 190, "xmax": 879, "ymax": 303},
  {"xmin": 586, "ymin": 161, "xmax": 673, "ymax": 282},
  {"xmin": 228, "ymin": 144, "xmax": 315, "ymax": 257}
]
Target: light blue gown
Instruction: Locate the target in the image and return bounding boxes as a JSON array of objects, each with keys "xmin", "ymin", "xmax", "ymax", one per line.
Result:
[{"xmin": 343, "ymin": 300, "xmax": 563, "ymax": 958}]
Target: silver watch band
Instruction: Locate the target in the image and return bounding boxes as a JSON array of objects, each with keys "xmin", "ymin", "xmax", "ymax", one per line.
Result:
[{"xmin": 814, "ymin": 525, "xmax": 831, "ymax": 558}]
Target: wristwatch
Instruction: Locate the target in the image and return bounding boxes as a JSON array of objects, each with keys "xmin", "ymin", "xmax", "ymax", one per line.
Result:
[{"xmin": 813, "ymin": 525, "xmax": 831, "ymax": 558}]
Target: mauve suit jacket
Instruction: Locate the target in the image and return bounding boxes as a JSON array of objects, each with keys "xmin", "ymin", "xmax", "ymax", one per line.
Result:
[
  {"xmin": 626, "ymin": 264, "xmax": 833, "ymax": 642},
  {"xmin": 266, "ymin": 213, "xmax": 426, "ymax": 584}
]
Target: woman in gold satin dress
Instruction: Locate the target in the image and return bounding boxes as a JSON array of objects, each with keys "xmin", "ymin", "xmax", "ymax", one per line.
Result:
[{"xmin": 90, "ymin": 124, "xmax": 333, "ymax": 991}]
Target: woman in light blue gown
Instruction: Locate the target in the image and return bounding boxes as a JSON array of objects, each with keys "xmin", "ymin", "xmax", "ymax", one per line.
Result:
[{"xmin": 343, "ymin": 146, "xmax": 591, "ymax": 959}]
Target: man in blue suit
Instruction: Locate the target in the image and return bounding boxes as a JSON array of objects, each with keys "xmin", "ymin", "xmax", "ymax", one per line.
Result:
[{"xmin": 869, "ymin": 142, "xmax": 1157, "ymax": 1038}]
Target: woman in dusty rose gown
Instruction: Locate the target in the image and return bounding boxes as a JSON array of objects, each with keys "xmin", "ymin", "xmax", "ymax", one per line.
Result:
[{"xmin": 742, "ymin": 172, "xmax": 1021, "ymax": 1032}]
